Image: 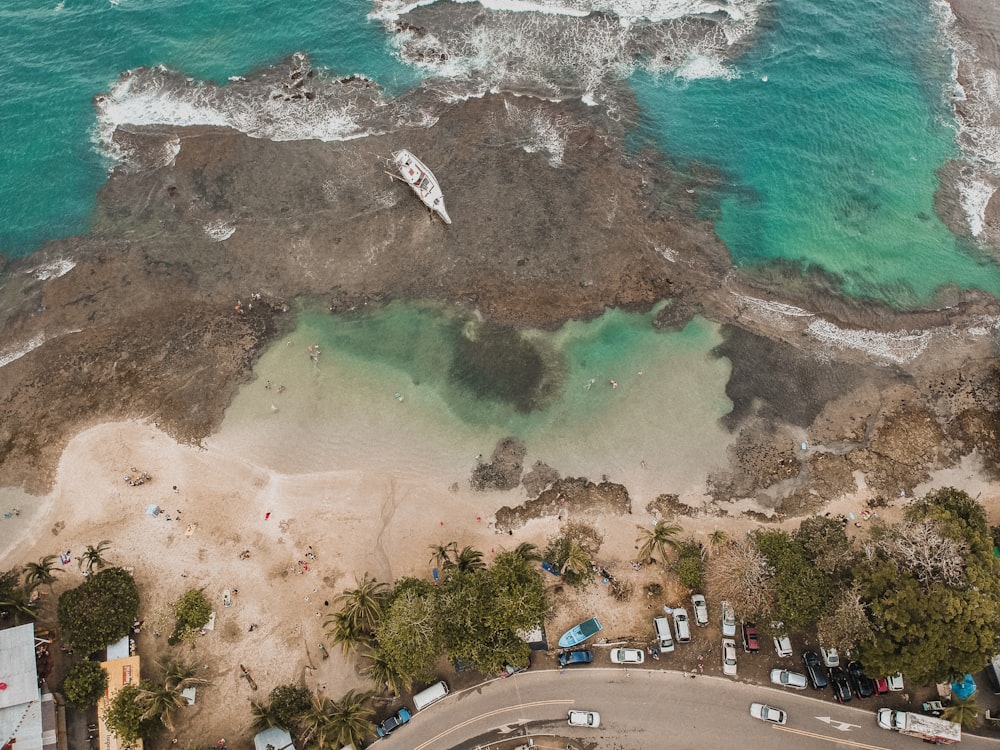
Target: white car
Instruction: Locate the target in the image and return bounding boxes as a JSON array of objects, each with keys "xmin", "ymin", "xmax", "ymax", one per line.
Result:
[
  {"xmin": 773, "ymin": 633, "xmax": 792, "ymax": 658},
  {"xmin": 749, "ymin": 703, "xmax": 787, "ymax": 725},
  {"xmin": 568, "ymin": 710, "xmax": 601, "ymax": 728},
  {"xmin": 770, "ymin": 669, "xmax": 808, "ymax": 689},
  {"xmin": 887, "ymin": 673, "xmax": 904, "ymax": 691},
  {"xmin": 610, "ymin": 647, "xmax": 645, "ymax": 665},
  {"xmin": 820, "ymin": 645, "xmax": 839, "ymax": 668},
  {"xmin": 691, "ymin": 594, "xmax": 709, "ymax": 627},
  {"xmin": 720, "ymin": 601, "xmax": 737, "ymax": 637},
  {"xmin": 722, "ymin": 638, "xmax": 737, "ymax": 676}
]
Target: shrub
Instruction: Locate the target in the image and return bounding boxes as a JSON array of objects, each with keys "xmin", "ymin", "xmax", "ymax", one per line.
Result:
[
  {"xmin": 268, "ymin": 684, "xmax": 312, "ymax": 730},
  {"xmin": 170, "ymin": 589, "xmax": 212, "ymax": 644},
  {"xmin": 63, "ymin": 660, "xmax": 109, "ymax": 709},
  {"xmin": 102, "ymin": 682, "xmax": 160, "ymax": 742},
  {"xmin": 57, "ymin": 567, "xmax": 140, "ymax": 655}
]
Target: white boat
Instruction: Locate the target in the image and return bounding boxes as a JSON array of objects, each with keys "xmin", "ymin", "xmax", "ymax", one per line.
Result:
[{"xmin": 392, "ymin": 149, "xmax": 452, "ymax": 224}]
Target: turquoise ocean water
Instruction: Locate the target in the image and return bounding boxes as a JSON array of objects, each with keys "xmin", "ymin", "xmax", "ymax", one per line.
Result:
[{"xmin": 1, "ymin": 0, "xmax": 997, "ymax": 454}]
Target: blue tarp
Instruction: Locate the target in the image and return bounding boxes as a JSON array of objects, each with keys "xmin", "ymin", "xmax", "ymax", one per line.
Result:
[{"xmin": 952, "ymin": 673, "xmax": 977, "ymax": 700}]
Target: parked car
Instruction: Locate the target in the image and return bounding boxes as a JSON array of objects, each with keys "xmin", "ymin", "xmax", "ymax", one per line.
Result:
[
  {"xmin": 559, "ymin": 650, "xmax": 593, "ymax": 667},
  {"xmin": 673, "ymin": 608, "xmax": 692, "ymax": 643},
  {"xmin": 802, "ymin": 650, "xmax": 828, "ymax": 690},
  {"xmin": 770, "ymin": 669, "xmax": 808, "ymax": 689},
  {"xmin": 653, "ymin": 616, "xmax": 675, "ymax": 653},
  {"xmin": 829, "ymin": 667, "xmax": 852, "ymax": 703},
  {"xmin": 567, "ymin": 710, "xmax": 601, "ymax": 728},
  {"xmin": 721, "ymin": 601, "xmax": 737, "ymax": 637},
  {"xmin": 820, "ymin": 645, "xmax": 839, "ymax": 668},
  {"xmin": 847, "ymin": 661, "xmax": 875, "ymax": 699},
  {"xmin": 773, "ymin": 633, "xmax": 793, "ymax": 658},
  {"xmin": 886, "ymin": 673, "xmax": 904, "ymax": 692},
  {"xmin": 873, "ymin": 677, "xmax": 889, "ymax": 695},
  {"xmin": 722, "ymin": 638, "xmax": 738, "ymax": 676},
  {"xmin": 691, "ymin": 594, "xmax": 709, "ymax": 627},
  {"xmin": 610, "ymin": 647, "xmax": 645, "ymax": 665},
  {"xmin": 376, "ymin": 708, "xmax": 412, "ymax": 737},
  {"xmin": 742, "ymin": 622, "xmax": 760, "ymax": 653},
  {"xmin": 749, "ymin": 703, "xmax": 787, "ymax": 725}
]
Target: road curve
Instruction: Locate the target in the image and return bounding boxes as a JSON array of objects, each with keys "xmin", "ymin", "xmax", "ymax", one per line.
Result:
[{"xmin": 376, "ymin": 667, "xmax": 1000, "ymax": 749}]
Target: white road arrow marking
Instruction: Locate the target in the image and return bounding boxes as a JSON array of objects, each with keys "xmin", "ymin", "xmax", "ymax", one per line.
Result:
[{"xmin": 816, "ymin": 716, "xmax": 861, "ymax": 731}]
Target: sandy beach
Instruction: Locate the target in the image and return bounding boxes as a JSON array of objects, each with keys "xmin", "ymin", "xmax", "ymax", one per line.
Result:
[{"xmin": 3, "ymin": 378, "xmax": 1000, "ymax": 747}]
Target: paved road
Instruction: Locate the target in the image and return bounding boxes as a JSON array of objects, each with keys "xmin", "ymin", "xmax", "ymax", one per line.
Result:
[{"xmin": 377, "ymin": 668, "xmax": 1000, "ymax": 749}]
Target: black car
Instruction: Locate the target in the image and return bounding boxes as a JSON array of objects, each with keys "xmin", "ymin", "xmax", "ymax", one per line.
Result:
[
  {"xmin": 558, "ymin": 649, "xmax": 594, "ymax": 667},
  {"xmin": 847, "ymin": 661, "xmax": 876, "ymax": 699},
  {"xmin": 829, "ymin": 667, "xmax": 852, "ymax": 703},
  {"xmin": 802, "ymin": 650, "xmax": 828, "ymax": 689}
]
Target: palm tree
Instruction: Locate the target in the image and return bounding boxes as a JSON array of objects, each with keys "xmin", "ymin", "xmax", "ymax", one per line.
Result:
[
  {"xmin": 79, "ymin": 540, "xmax": 112, "ymax": 575},
  {"xmin": 428, "ymin": 541, "xmax": 457, "ymax": 569},
  {"xmin": 327, "ymin": 689, "xmax": 375, "ymax": 748},
  {"xmin": 560, "ymin": 540, "xmax": 592, "ymax": 577},
  {"xmin": 943, "ymin": 695, "xmax": 980, "ymax": 729},
  {"xmin": 334, "ymin": 573, "xmax": 388, "ymax": 633},
  {"xmin": 512, "ymin": 542, "xmax": 541, "ymax": 562},
  {"xmin": 707, "ymin": 529, "xmax": 730, "ymax": 558},
  {"xmin": 160, "ymin": 659, "xmax": 210, "ymax": 692},
  {"xmin": 360, "ymin": 649, "xmax": 408, "ymax": 696},
  {"xmin": 323, "ymin": 610, "xmax": 371, "ymax": 657},
  {"xmin": 297, "ymin": 693, "xmax": 335, "ymax": 748},
  {"xmin": 135, "ymin": 683, "xmax": 187, "ymax": 732},
  {"xmin": 250, "ymin": 700, "xmax": 283, "ymax": 732},
  {"xmin": 636, "ymin": 521, "xmax": 682, "ymax": 565},
  {"xmin": 0, "ymin": 585, "xmax": 37, "ymax": 624},
  {"xmin": 454, "ymin": 546, "xmax": 486, "ymax": 573},
  {"xmin": 23, "ymin": 555, "xmax": 61, "ymax": 591}
]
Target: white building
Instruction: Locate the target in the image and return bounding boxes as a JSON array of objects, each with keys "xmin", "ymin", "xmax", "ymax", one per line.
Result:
[{"xmin": 0, "ymin": 624, "xmax": 57, "ymax": 750}]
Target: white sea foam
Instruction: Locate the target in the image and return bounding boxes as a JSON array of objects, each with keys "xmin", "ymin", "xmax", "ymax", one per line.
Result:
[
  {"xmin": 26, "ymin": 259, "xmax": 76, "ymax": 281},
  {"xmin": 957, "ymin": 175, "xmax": 997, "ymax": 237},
  {"xmin": 0, "ymin": 330, "xmax": 80, "ymax": 369},
  {"xmin": 806, "ymin": 319, "xmax": 931, "ymax": 364},
  {"xmin": 204, "ymin": 221, "xmax": 236, "ymax": 241},
  {"xmin": 675, "ymin": 53, "xmax": 738, "ymax": 81},
  {"xmin": 503, "ymin": 100, "xmax": 571, "ymax": 166}
]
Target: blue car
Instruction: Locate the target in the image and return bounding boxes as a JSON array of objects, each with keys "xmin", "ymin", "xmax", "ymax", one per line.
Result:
[
  {"xmin": 376, "ymin": 707, "xmax": 411, "ymax": 737},
  {"xmin": 558, "ymin": 649, "xmax": 593, "ymax": 667}
]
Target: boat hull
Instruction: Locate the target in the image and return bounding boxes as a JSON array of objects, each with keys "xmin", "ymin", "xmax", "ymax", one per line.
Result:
[
  {"xmin": 558, "ymin": 617, "xmax": 603, "ymax": 648},
  {"xmin": 392, "ymin": 149, "xmax": 452, "ymax": 224}
]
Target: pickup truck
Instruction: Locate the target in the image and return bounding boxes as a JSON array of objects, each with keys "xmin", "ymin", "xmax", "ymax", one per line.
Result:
[{"xmin": 877, "ymin": 708, "xmax": 961, "ymax": 744}]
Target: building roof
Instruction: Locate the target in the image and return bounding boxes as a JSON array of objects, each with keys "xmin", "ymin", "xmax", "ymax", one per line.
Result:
[
  {"xmin": 0, "ymin": 624, "xmax": 43, "ymax": 750},
  {"xmin": 97, "ymin": 656, "xmax": 143, "ymax": 750},
  {"xmin": 253, "ymin": 727, "xmax": 295, "ymax": 750}
]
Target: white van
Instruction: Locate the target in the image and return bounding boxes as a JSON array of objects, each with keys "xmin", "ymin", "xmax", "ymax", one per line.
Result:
[
  {"xmin": 653, "ymin": 616, "xmax": 674, "ymax": 652},
  {"xmin": 412, "ymin": 680, "xmax": 449, "ymax": 711},
  {"xmin": 672, "ymin": 608, "xmax": 691, "ymax": 643}
]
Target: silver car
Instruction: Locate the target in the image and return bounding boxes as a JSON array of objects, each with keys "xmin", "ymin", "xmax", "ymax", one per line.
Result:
[
  {"xmin": 770, "ymin": 669, "xmax": 808, "ymax": 689},
  {"xmin": 691, "ymin": 594, "xmax": 709, "ymax": 627},
  {"xmin": 568, "ymin": 710, "xmax": 601, "ymax": 728},
  {"xmin": 610, "ymin": 647, "xmax": 645, "ymax": 665},
  {"xmin": 722, "ymin": 638, "xmax": 738, "ymax": 676},
  {"xmin": 721, "ymin": 601, "xmax": 737, "ymax": 637}
]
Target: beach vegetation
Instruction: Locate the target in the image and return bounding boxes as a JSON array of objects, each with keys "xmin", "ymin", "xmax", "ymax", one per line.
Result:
[
  {"xmin": 334, "ymin": 573, "xmax": 389, "ymax": 634},
  {"xmin": 360, "ymin": 648, "xmax": 407, "ymax": 697},
  {"xmin": 816, "ymin": 584, "xmax": 874, "ymax": 653},
  {"xmin": 752, "ymin": 529, "xmax": 832, "ymax": 631},
  {"xmin": 137, "ymin": 658, "xmax": 209, "ymax": 730},
  {"xmin": 324, "ymin": 609, "xmax": 371, "ymax": 656},
  {"xmin": 855, "ymin": 487, "xmax": 1000, "ymax": 684},
  {"xmin": 453, "ymin": 545, "xmax": 486, "ymax": 573},
  {"xmin": 706, "ymin": 529, "xmax": 730, "ymax": 558},
  {"xmin": 428, "ymin": 541, "xmax": 458, "ymax": 569},
  {"xmin": 102, "ymin": 682, "xmax": 160, "ymax": 743},
  {"xmin": 0, "ymin": 577, "xmax": 38, "ymax": 625},
  {"xmin": 310, "ymin": 689, "xmax": 374, "ymax": 750},
  {"xmin": 23, "ymin": 555, "xmax": 62, "ymax": 591},
  {"xmin": 704, "ymin": 539, "xmax": 774, "ymax": 621},
  {"xmin": 545, "ymin": 521, "xmax": 602, "ymax": 586},
  {"xmin": 636, "ymin": 521, "xmax": 683, "ymax": 566},
  {"xmin": 794, "ymin": 515, "xmax": 856, "ymax": 576},
  {"xmin": 170, "ymin": 588, "xmax": 212, "ymax": 644},
  {"xmin": 266, "ymin": 684, "xmax": 312, "ymax": 731},
  {"xmin": 942, "ymin": 695, "xmax": 981, "ymax": 729},
  {"xmin": 673, "ymin": 540, "xmax": 704, "ymax": 590},
  {"xmin": 375, "ymin": 583, "xmax": 441, "ymax": 687},
  {"xmin": 57, "ymin": 566, "xmax": 139, "ymax": 655},
  {"xmin": 511, "ymin": 542, "xmax": 542, "ymax": 562},
  {"xmin": 62, "ymin": 660, "xmax": 109, "ymax": 709},
  {"xmin": 297, "ymin": 693, "xmax": 337, "ymax": 748},
  {"xmin": 79, "ymin": 540, "xmax": 112, "ymax": 576}
]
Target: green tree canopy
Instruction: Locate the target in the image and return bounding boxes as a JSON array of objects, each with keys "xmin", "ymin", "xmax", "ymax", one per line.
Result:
[
  {"xmin": 102, "ymin": 682, "xmax": 160, "ymax": 743},
  {"xmin": 170, "ymin": 589, "xmax": 212, "ymax": 644},
  {"xmin": 62, "ymin": 660, "xmax": 109, "ymax": 710},
  {"xmin": 857, "ymin": 488, "xmax": 1000, "ymax": 683},
  {"xmin": 267, "ymin": 684, "xmax": 312, "ymax": 731},
  {"xmin": 673, "ymin": 540, "xmax": 704, "ymax": 590},
  {"xmin": 57, "ymin": 567, "xmax": 139, "ymax": 655},
  {"xmin": 793, "ymin": 516, "xmax": 856, "ymax": 576},
  {"xmin": 753, "ymin": 529, "xmax": 832, "ymax": 631}
]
